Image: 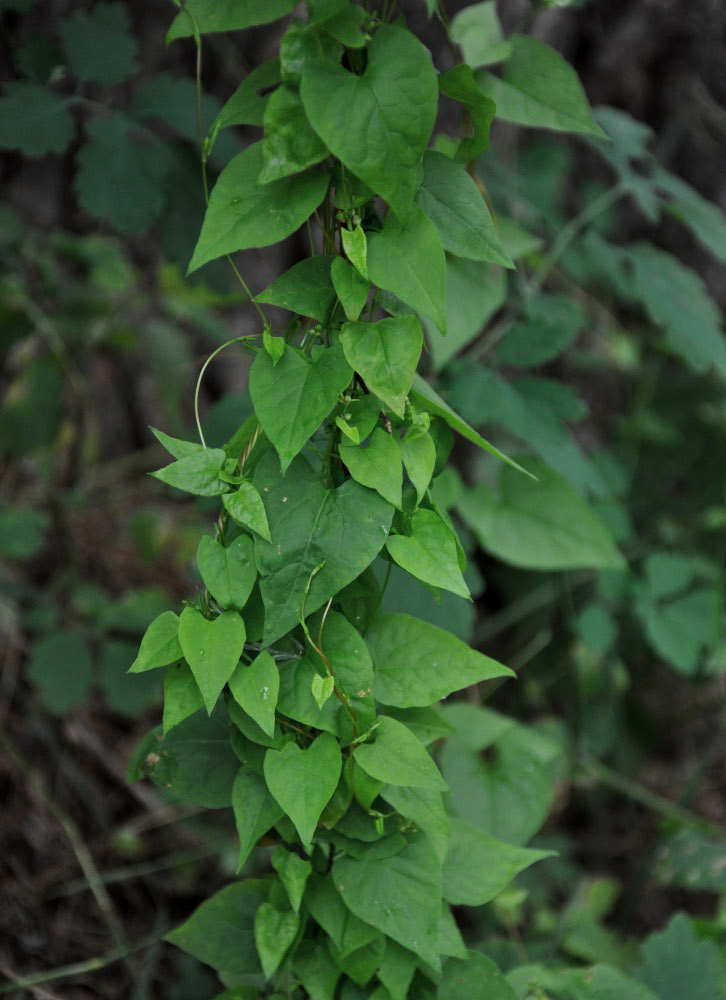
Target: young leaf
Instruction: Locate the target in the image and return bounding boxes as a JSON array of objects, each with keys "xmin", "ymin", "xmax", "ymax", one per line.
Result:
[
  {"xmin": 354, "ymin": 716, "xmax": 447, "ymax": 791},
  {"xmin": 254, "ymin": 452, "xmax": 393, "ymax": 645},
  {"xmin": 250, "ymin": 342, "xmax": 352, "ymax": 472},
  {"xmin": 438, "ymin": 65, "xmax": 496, "ymax": 162},
  {"xmin": 60, "ymin": 2, "xmax": 137, "ymax": 85},
  {"xmin": 150, "ymin": 427, "xmax": 205, "ymax": 459},
  {"xmin": 188, "ymin": 143, "xmax": 330, "ymax": 272},
  {"xmin": 254, "ymin": 903, "xmax": 299, "ymax": 980},
  {"xmin": 255, "ymin": 255, "xmax": 337, "ymax": 322},
  {"xmin": 397, "ymin": 429, "xmax": 436, "ymax": 505},
  {"xmin": 271, "ymin": 845, "xmax": 312, "ymax": 913},
  {"xmin": 228, "ymin": 650, "xmax": 279, "ymax": 737},
  {"xmin": 336, "ymin": 394, "xmax": 382, "ymax": 445},
  {"xmin": 197, "ymin": 534, "xmax": 257, "ymax": 611},
  {"xmin": 417, "ymin": 152, "xmax": 512, "ymax": 268},
  {"xmin": 367, "ymin": 206, "xmax": 447, "ymax": 333},
  {"xmin": 151, "ymin": 447, "xmax": 228, "ymax": 496},
  {"xmin": 340, "ymin": 316, "xmax": 423, "ymax": 417},
  {"xmin": 165, "ymin": 879, "xmax": 269, "ymax": 980},
  {"xmin": 331, "ymin": 257, "xmax": 371, "ymax": 321},
  {"xmin": 263, "ymin": 731, "xmax": 342, "ymax": 846},
  {"xmin": 232, "ymin": 767, "xmax": 284, "ymax": 871},
  {"xmin": 339, "ymin": 429, "xmax": 403, "ymax": 508},
  {"xmin": 443, "ymin": 819, "xmax": 554, "ymax": 906},
  {"xmin": 341, "ymin": 225, "xmax": 368, "ymax": 278},
  {"xmin": 129, "ymin": 611, "xmax": 182, "ymax": 673},
  {"xmin": 457, "ymin": 459, "xmax": 625, "ymax": 571},
  {"xmin": 386, "ymin": 508, "xmax": 470, "ymax": 600},
  {"xmin": 367, "ymin": 613, "xmax": 513, "ymax": 707},
  {"xmin": 311, "ymin": 672, "xmax": 335, "ymax": 708},
  {"xmin": 333, "ymin": 835, "xmax": 443, "ymax": 969},
  {"xmin": 167, "ymin": 0, "xmax": 298, "ymax": 41},
  {"xmin": 263, "ymin": 329, "xmax": 285, "ymax": 365},
  {"xmin": 163, "ymin": 661, "xmax": 204, "ymax": 734},
  {"xmin": 222, "ymin": 483, "xmax": 272, "ymax": 542},
  {"xmin": 260, "ymin": 84, "xmax": 328, "ymax": 183},
  {"xmin": 477, "ymin": 35, "xmax": 606, "ymax": 137},
  {"xmin": 178, "ymin": 608, "xmax": 246, "ymax": 714},
  {"xmin": 300, "ymin": 25, "xmax": 437, "ymax": 219},
  {"xmin": 0, "ymin": 82, "xmax": 73, "ymax": 156}
]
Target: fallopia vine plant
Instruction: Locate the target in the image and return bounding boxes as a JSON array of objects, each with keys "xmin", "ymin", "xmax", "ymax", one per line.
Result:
[{"xmin": 129, "ymin": 2, "xmax": 608, "ymax": 997}]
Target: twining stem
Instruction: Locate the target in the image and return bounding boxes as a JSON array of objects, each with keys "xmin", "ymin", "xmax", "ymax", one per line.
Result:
[{"xmin": 194, "ymin": 338, "xmax": 245, "ymax": 449}]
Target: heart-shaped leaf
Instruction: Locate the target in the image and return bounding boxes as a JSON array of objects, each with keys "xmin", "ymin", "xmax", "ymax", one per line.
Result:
[
  {"xmin": 254, "ymin": 902, "xmax": 299, "ymax": 980},
  {"xmin": 228, "ymin": 650, "xmax": 279, "ymax": 737},
  {"xmin": 249, "ymin": 342, "xmax": 353, "ymax": 472},
  {"xmin": 263, "ymin": 731, "xmax": 342, "ymax": 845},
  {"xmin": 340, "ymin": 316, "xmax": 423, "ymax": 417},
  {"xmin": 222, "ymin": 482, "xmax": 271, "ymax": 542},
  {"xmin": 197, "ymin": 534, "xmax": 257, "ymax": 611},
  {"xmin": 178, "ymin": 608, "xmax": 246, "ymax": 714},
  {"xmin": 387, "ymin": 508, "xmax": 470, "ymax": 599}
]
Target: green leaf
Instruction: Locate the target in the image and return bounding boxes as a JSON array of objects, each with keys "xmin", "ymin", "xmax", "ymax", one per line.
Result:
[
  {"xmin": 644, "ymin": 551, "xmax": 695, "ymax": 598},
  {"xmin": 144, "ymin": 710, "xmax": 241, "ymax": 808},
  {"xmin": 163, "ymin": 661, "xmax": 204, "ymax": 734},
  {"xmin": 629, "ymin": 243, "xmax": 726, "ymax": 376},
  {"xmin": 387, "ymin": 508, "xmax": 470, "ymax": 599},
  {"xmin": 232, "ymin": 767, "xmax": 284, "ymax": 871},
  {"xmin": 637, "ymin": 913, "xmax": 726, "ymax": 1000},
  {"xmin": 130, "ymin": 611, "xmax": 183, "ymax": 673},
  {"xmin": 279, "ymin": 19, "xmax": 342, "ymax": 86},
  {"xmin": 443, "ymin": 819, "xmax": 554, "ymax": 906},
  {"xmin": 367, "ymin": 613, "xmax": 512, "ymax": 708},
  {"xmin": 255, "ymin": 903, "xmax": 299, "ymax": 979},
  {"xmin": 306, "ymin": 873, "xmax": 380, "ymax": 955},
  {"xmin": 254, "ymin": 452, "xmax": 393, "ymax": 645},
  {"xmin": 354, "ymin": 716, "xmax": 447, "ymax": 791},
  {"xmin": 333, "ymin": 835, "xmax": 442, "ymax": 969},
  {"xmin": 249, "ymin": 342, "xmax": 352, "ymax": 472},
  {"xmin": 340, "ymin": 429, "xmax": 403, "ymax": 508},
  {"xmin": 438, "ymin": 65, "xmax": 496, "ymax": 162},
  {"xmin": 75, "ymin": 117, "xmax": 168, "ymax": 233},
  {"xmin": 178, "ymin": 608, "xmax": 246, "ymax": 714},
  {"xmin": 340, "ymin": 317, "xmax": 423, "ymax": 417},
  {"xmin": 341, "ymin": 225, "xmax": 368, "ymax": 277},
  {"xmin": 264, "ymin": 731, "xmax": 342, "ymax": 846},
  {"xmin": 28, "ymin": 630, "xmax": 92, "ymax": 715},
  {"xmin": 458, "ymin": 458, "xmax": 625, "ymax": 571},
  {"xmin": 167, "ymin": 0, "xmax": 297, "ymax": 41},
  {"xmin": 439, "ymin": 953, "xmax": 518, "ymax": 1000},
  {"xmin": 397, "ymin": 429, "xmax": 436, "ymax": 505},
  {"xmin": 639, "ymin": 588, "xmax": 721, "ymax": 676},
  {"xmin": 559, "ymin": 965, "xmax": 659, "ymax": 1000},
  {"xmin": 0, "ymin": 82, "xmax": 73, "ymax": 156},
  {"xmin": 331, "ymin": 257, "xmax": 371, "ymax": 321},
  {"xmin": 272, "ymin": 845, "xmax": 312, "ymax": 913},
  {"xmin": 255, "ymin": 255, "xmax": 337, "ymax": 322},
  {"xmin": 165, "ymin": 879, "xmax": 269, "ymax": 979},
  {"xmin": 263, "ymin": 329, "xmax": 285, "ymax": 365},
  {"xmin": 228, "ymin": 650, "xmax": 279, "ymax": 737},
  {"xmin": 295, "ymin": 940, "xmax": 342, "ymax": 1000},
  {"xmin": 0, "ymin": 507, "xmax": 48, "ymax": 559},
  {"xmin": 495, "ymin": 293, "xmax": 585, "ymax": 367},
  {"xmin": 216, "ymin": 59, "xmax": 281, "ymax": 129},
  {"xmin": 450, "ymin": 1, "xmax": 511, "ymax": 67},
  {"xmin": 197, "ymin": 534, "xmax": 257, "ymax": 612},
  {"xmin": 189, "ymin": 143, "xmax": 330, "ymax": 272},
  {"xmin": 410, "ymin": 375, "xmax": 527, "ymax": 473},
  {"xmin": 60, "ymin": 2, "xmax": 136, "ymax": 85},
  {"xmin": 300, "ymin": 24, "xmax": 437, "ymax": 219},
  {"xmin": 416, "ymin": 152, "xmax": 512, "ymax": 267},
  {"xmin": 377, "ymin": 940, "xmax": 418, "ymax": 1000},
  {"xmin": 311, "ymin": 672, "xmax": 335, "ymax": 708},
  {"xmin": 478, "ymin": 35, "xmax": 606, "ymax": 137},
  {"xmin": 260, "ymin": 84, "xmax": 328, "ymax": 183},
  {"xmin": 426, "ymin": 258, "xmax": 507, "ymax": 371},
  {"xmin": 367, "ymin": 206, "xmax": 447, "ymax": 333},
  {"xmin": 656, "ymin": 169, "xmax": 726, "ymax": 265},
  {"xmin": 440, "ymin": 709, "xmax": 554, "ymax": 845},
  {"xmin": 336, "ymin": 394, "xmax": 382, "ymax": 445},
  {"xmin": 320, "ymin": 3, "xmax": 367, "ymax": 46},
  {"xmin": 381, "ymin": 784, "xmax": 450, "ymax": 864},
  {"xmin": 222, "ymin": 483, "xmax": 272, "ymax": 542},
  {"xmin": 151, "ymin": 447, "xmax": 228, "ymax": 496},
  {"xmin": 150, "ymin": 427, "xmax": 204, "ymax": 459}
]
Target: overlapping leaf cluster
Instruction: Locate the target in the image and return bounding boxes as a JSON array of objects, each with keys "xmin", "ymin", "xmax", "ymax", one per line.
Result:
[{"xmin": 127, "ymin": 2, "xmax": 620, "ymax": 998}]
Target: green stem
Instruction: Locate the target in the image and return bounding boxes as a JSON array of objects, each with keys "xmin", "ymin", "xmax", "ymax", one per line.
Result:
[{"xmin": 194, "ymin": 337, "xmax": 244, "ymax": 449}]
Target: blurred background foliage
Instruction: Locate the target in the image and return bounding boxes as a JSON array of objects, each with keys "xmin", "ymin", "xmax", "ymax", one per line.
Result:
[{"xmin": 2, "ymin": 0, "xmax": 726, "ymax": 997}]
